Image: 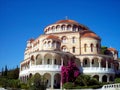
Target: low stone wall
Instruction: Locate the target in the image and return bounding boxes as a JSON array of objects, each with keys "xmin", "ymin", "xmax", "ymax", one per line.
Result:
[{"xmin": 0, "ymin": 88, "xmax": 7, "ymax": 90}]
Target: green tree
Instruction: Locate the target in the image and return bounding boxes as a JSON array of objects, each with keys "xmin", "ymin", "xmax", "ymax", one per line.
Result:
[
  {"xmin": 4, "ymin": 65, "xmax": 8, "ymax": 77},
  {"xmin": 13, "ymin": 66, "xmax": 19, "ymax": 79},
  {"xmin": 1, "ymin": 67, "xmax": 4, "ymax": 76},
  {"xmin": 75, "ymin": 74, "xmax": 100, "ymax": 86},
  {"xmin": 28, "ymin": 74, "xmax": 47, "ymax": 90},
  {"xmin": 101, "ymin": 46, "xmax": 107, "ymax": 54},
  {"xmin": 75, "ymin": 74, "xmax": 90, "ymax": 86}
]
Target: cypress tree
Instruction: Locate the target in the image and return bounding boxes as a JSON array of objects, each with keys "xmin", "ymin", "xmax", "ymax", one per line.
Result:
[
  {"xmin": 1, "ymin": 67, "xmax": 4, "ymax": 76},
  {"xmin": 4, "ymin": 65, "xmax": 8, "ymax": 76}
]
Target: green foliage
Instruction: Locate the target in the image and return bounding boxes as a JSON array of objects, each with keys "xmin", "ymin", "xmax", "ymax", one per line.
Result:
[
  {"xmin": 28, "ymin": 74, "xmax": 46, "ymax": 90},
  {"xmin": 101, "ymin": 46, "xmax": 107, "ymax": 54},
  {"xmin": 0, "ymin": 66, "xmax": 20, "ymax": 89},
  {"xmin": 75, "ymin": 74, "xmax": 91, "ymax": 86},
  {"xmin": 63, "ymin": 74, "xmax": 101, "ymax": 89},
  {"xmin": 89, "ymin": 78, "xmax": 100, "ymax": 86},
  {"xmin": 4, "ymin": 65, "xmax": 8, "ymax": 77},
  {"xmin": 115, "ymin": 78, "xmax": 120, "ymax": 83},
  {"xmin": 76, "ymin": 74, "xmax": 100, "ymax": 86},
  {"xmin": 0, "ymin": 78, "xmax": 20, "ymax": 89},
  {"xmin": 20, "ymin": 83, "xmax": 28, "ymax": 89},
  {"xmin": 63, "ymin": 82, "xmax": 74, "ymax": 89},
  {"xmin": 1, "ymin": 65, "xmax": 19, "ymax": 79}
]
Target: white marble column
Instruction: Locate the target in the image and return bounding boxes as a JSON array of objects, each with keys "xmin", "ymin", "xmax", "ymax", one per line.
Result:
[
  {"xmin": 42, "ymin": 57, "xmax": 44, "ymax": 65},
  {"xmin": 90, "ymin": 60, "xmax": 92, "ymax": 68},
  {"xmin": 99, "ymin": 76, "xmax": 102, "ymax": 82},
  {"xmin": 61, "ymin": 58, "xmax": 63, "ymax": 66},
  {"xmin": 106, "ymin": 60, "xmax": 108, "ymax": 70},
  {"xmin": 98, "ymin": 61, "xmax": 101, "ymax": 68},
  {"xmin": 107, "ymin": 76, "xmax": 109, "ymax": 82},
  {"xmin": 81, "ymin": 62, "xmax": 83, "ymax": 67},
  {"xmin": 51, "ymin": 73, "xmax": 54, "ymax": 89},
  {"xmin": 52, "ymin": 57, "xmax": 54, "ymax": 65}
]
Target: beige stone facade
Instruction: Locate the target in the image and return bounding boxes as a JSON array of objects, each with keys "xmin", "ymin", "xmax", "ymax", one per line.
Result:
[{"xmin": 19, "ymin": 19, "xmax": 120, "ymax": 89}]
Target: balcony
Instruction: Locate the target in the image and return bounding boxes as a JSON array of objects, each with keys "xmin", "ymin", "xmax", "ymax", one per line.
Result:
[
  {"xmin": 30, "ymin": 65, "xmax": 61, "ymax": 71},
  {"xmin": 80, "ymin": 67, "xmax": 115, "ymax": 74},
  {"xmin": 20, "ymin": 65, "xmax": 61, "ymax": 75}
]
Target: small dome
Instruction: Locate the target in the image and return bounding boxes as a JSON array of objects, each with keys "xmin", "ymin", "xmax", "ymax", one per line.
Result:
[
  {"xmin": 81, "ymin": 30, "xmax": 101, "ymax": 40},
  {"xmin": 55, "ymin": 19, "xmax": 79, "ymax": 25},
  {"xmin": 107, "ymin": 48, "xmax": 117, "ymax": 52},
  {"xmin": 46, "ymin": 35, "xmax": 60, "ymax": 41},
  {"xmin": 28, "ymin": 38, "xmax": 34, "ymax": 43}
]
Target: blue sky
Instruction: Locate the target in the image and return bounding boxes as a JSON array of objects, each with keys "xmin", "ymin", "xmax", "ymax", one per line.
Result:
[{"xmin": 0, "ymin": 0, "xmax": 120, "ymax": 69}]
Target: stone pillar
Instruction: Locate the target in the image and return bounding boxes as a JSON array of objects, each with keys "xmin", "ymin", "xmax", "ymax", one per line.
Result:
[
  {"xmin": 52, "ymin": 57, "xmax": 54, "ymax": 65},
  {"xmin": 107, "ymin": 76, "xmax": 109, "ymax": 82},
  {"xmin": 61, "ymin": 58, "xmax": 63, "ymax": 66},
  {"xmin": 98, "ymin": 61, "xmax": 101, "ymax": 68},
  {"xmin": 42, "ymin": 57, "xmax": 44, "ymax": 65},
  {"xmin": 106, "ymin": 60, "xmax": 108, "ymax": 70},
  {"xmin": 35, "ymin": 59, "xmax": 36, "ymax": 65},
  {"xmin": 51, "ymin": 73, "xmax": 54, "ymax": 89},
  {"xmin": 90, "ymin": 59, "xmax": 92, "ymax": 68},
  {"xmin": 81, "ymin": 62, "xmax": 83, "ymax": 67},
  {"xmin": 99, "ymin": 75, "xmax": 102, "ymax": 82}
]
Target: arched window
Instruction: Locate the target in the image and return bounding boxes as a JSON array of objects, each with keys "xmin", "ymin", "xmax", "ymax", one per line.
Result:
[
  {"xmin": 56, "ymin": 25, "xmax": 60, "ymax": 31},
  {"xmin": 57, "ymin": 42, "xmax": 60, "ymax": 48},
  {"xmin": 73, "ymin": 25, "xmax": 77, "ymax": 31},
  {"xmin": 51, "ymin": 26, "xmax": 55, "ymax": 32},
  {"xmin": 72, "ymin": 47, "xmax": 75, "ymax": 53},
  {"xmin": 91, "ymin": 44, "xmax": 94, "ymax": 52},
  {"xmin": 61, "ymin": 25, "xmax": 65, "ymax": 30},
  {"xmin": 48, "ymin": 27, "xmax": 50, "ymax": 33},
  {"xmin": 78, "ymin": 26, "xmax": 82, "ymax": 31},
  {"xmin": 47, "ymin": 59, "xmax": 50, "ymax": 64},
  {"xmin": 72, "ymin": 37, "xmax": 75, "ymax": 43},
  {"xmin": 48, "ymin": 41, "xmax": 51, "ymax": 47},
  {"xmin": 84, "ymin": 44, "xmax": 87, "ymax": 52},
  {"xmin": 61, "ymin": 46, "xmax": 68, "ymax": 52},
  {"xmin": 85, "ymin": 59, "xmax": 87, "ymax": 65},
  {"xmin": 67, "ymin": 25, "xmax": 71, "ymax": 30},
  {"xmin": 52, "ymin": 41, "xmax": 56, "ymax": 47},
  {"xmin": 92, "ymin": 59, "xmax": 94, "ymax": 64},
  {"xmin": 44, "ymin": 41, "xmax": 47, "ymax": 47},
  {"xmin": 96, "ymin": 44, "xmax": 99, "ymax": 52},
  {"xmin": 62, "ymin": 36, "xmax": 67, "ymax": 43},
  {"xmin": 54, "ymin": 59, "xmax": 57, "ymax": 64}
]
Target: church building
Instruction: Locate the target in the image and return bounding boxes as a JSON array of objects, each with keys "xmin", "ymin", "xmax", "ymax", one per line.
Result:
[{"xmin": 19, "ymin": 19, "xmax": 120, "ymax": 89}]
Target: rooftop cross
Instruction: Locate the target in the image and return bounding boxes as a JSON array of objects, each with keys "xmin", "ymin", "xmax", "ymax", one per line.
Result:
[{"xmin": 65, "ymin": 16, "xmax": 68, "ymax": 20}]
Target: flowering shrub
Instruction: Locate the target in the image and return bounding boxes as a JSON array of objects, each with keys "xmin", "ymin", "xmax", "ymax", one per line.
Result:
[{"xmin": 61, "ymin": 60, "xmax": 80, "ymax": 84}]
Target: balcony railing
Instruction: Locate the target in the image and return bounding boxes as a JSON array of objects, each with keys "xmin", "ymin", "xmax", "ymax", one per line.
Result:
[
  {"xmin": 80, "ymin": 67, "xmax": 115, "ymax": 74},
  {"xmin": 30, "ymin": 65, "xmax": 61, "ymax": 71},
  {"xmin": 20, "ymin": 65, "xmax": 61, "ymax": 75}
]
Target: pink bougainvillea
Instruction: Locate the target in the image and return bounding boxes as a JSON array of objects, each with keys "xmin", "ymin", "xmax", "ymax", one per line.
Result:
[{"xmin": 61, "ymin": 59, "xmax": 80, "ymax": 84}]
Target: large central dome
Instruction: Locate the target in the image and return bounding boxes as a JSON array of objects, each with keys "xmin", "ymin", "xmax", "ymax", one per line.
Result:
[
  {"xmin": 44, "ymin": 19, "xmax": 89, "ymax": 34},
  {"xmin": 55, "ymin": 19, "xmax": 79, "ymax": 25}
]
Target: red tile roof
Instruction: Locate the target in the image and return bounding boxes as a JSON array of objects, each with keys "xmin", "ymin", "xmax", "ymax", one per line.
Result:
[
  {"xmin": 81, "ymin": 30, "xmax": 101, "ymax": 40},
  {"xmin": 55, "ymin": 19, "xmax": 79, "ymax": 25},
  {"xmin": 107, "ymin": 48, "xmax": 117, "ymax": 51},
  {"xmin": 46, "ymin": 35, "xmax": 60, "ymax": 40}
]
